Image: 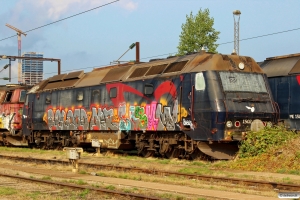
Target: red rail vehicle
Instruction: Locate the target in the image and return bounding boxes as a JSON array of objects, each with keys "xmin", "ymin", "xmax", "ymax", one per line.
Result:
[{"xmin": 0, "ymin": 84, "xmax": 30, "ymax": 146}]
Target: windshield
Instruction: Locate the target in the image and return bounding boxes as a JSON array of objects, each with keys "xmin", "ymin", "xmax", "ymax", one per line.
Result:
[
  {"xmin": 219, "ymin": 72, "xmax": 267, "ymax": 93},
  {"xmin": 19, "ymin": 90, "xmax": 27, "ymax": 102}
]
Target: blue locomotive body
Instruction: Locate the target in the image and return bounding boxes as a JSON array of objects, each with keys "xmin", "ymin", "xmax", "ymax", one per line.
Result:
[{"xmin": 20, "ymin": 51, "xmax": 277, "ymax": 159}]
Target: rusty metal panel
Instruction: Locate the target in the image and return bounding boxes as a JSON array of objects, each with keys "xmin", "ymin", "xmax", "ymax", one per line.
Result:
[
  {"xmin": 0, "ymin": 91, "xmax": 5, "ymax": 103},
  {"xmin": 163, "ymin": 60, "xmax": 188, "ymax": 73},
  {"xmin": 146, "ymin": 64, "xmax": 168, "ymax": 76},
  {"xmin": 60, "ymin": 79, "xmax": 82, "ymax": 89},
  {"xmin": 260, "ymin": 56, "xmax": 300, "ymax": 77},
  {"xmin": 129, "ymin": 67, "xmax": 150, "ymax": 78},
  {"xmin": 48, "ymin": 74, "xmax": 67, "ymax": 83},
  {"xmin": 75, "ymin": 68, "xmax": 111, "ymax": 88},
  {"xmin": 101, "ymin": 65, "xmax": 131, "ymax": 83},
  {"xmin": 64, "ymin": 71, "xmax": 84, "ymax": 80},
  {"xmin": 288, "ymin": 59, "xmax": 300, "ymax": 75},
  {"xmin": 182, "ymin": 53, "xmax": 263, "ymax": 73},
  {"xmin": 43, "ymin": 81, "xmax": 64, "ymax": 90},
  {"xmin": 28, "ymin": 79, "xmax": 49, "ymax": 93}
]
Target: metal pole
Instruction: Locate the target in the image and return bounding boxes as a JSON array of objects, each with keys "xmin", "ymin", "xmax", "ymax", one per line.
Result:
[
  {"xmin": 58, "ymin": 60, "xmax": 61, "ymax": 75},
  {"xmin": 9, "ymin": 59, "xmax": 11, "ymax": 82},
  {"xmin": 136, "ymin": 42, "xmax": 140, "ymax": 63},
  {"xmin": 17, "ymin": 33, "xmax": 22, "ymax": 83},
  {"xmin": 233, "ymin": 10, "xmax": 241, "ymax": 55}
]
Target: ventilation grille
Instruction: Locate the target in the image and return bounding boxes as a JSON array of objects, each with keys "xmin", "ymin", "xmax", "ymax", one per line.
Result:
[
  {"xmin": 146, "ymin": 64, "xmax": 168, "ymax": 76},
  {"xmin": 64, "ymin": 71, "xmax": 84, "ymax": 80},
  {"xmin": 129, "ymin": 67, "xmax": 150, "ymax": 78},
  {"xmin": 101, "ymin": 66, "xmax": 131, "ymax": 82},
  {"xmin": 163, "ymin": 60, "xmax": 188, "ymax": 73},
  {"xmin": 48, "ymin": 74, "xmax": 66, "ymax": 83}
]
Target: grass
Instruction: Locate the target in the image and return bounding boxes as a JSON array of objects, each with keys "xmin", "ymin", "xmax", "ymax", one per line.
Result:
[
  {"xmin": 41, "ymin": 176, "xmax": 52, "ymax": 180},
  {"xmin": 79, "ymin": 170, "xmax": 87, "ymax": 174},
  {"xmin": 79, "ymin": 189, "xmax": 90, "ymax": 198},
  {"xmin": 0, "ymin": 187, "xmax": 17, "ymax": 195},
  {"xmin": 76, "ymin": 179, "xmax": 88, "ymax": 185},
  {"xmin": 26, "ymin": 191, "xmax": 42, "ymax": 200},
  {"xmin": 178, "ymin": 166, "xmax": 212, "ymax": 175},
  {"xmin": 105, "ymin": 185, "xmax": 116, "ymax": 190}
]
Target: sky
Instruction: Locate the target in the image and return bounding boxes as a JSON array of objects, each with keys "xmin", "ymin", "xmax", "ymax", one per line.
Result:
[{"xmin": 0, "ymin": 0, "xmax": 299, "ymax": 85}]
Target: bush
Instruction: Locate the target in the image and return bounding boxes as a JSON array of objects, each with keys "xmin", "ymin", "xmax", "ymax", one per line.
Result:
[{"xmin": 238, "ymin": 126, "xmax": 297, "ymax": 158}]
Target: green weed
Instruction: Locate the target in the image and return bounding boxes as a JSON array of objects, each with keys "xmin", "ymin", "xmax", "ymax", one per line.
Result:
[
  {"xmin": 26, "ymin": 191, "xmax": 41, "ymax": 200},
  {"xmin": 238, "ymin": 126, "xmax": 297, "ymax": 158},
  {"xmin": 79, "ymin": 170, "xmax": 87, "ymax": 174},
  {"xmin": 41, "ymin": 176, "xmax": 52, "ymax": 180},
  {"xmin": 79, "ymin": 189, "xmax": 89, "ymax": 198},
  {"xmin": 106, "ymin": 185, "xmax": 115, "ymax": 190},
  {"xmin": 0, "ymin": 187, "xmax": 17, "ymax": 195},
  {"xmin": 76, "ymin": 179, "xmax": 87, "ymax": 185}
]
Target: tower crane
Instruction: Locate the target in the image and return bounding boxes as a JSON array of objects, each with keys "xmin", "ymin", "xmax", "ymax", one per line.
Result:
[{"xmin": 5, "ymin": 23, "xmax": 27, "ymax": 83}]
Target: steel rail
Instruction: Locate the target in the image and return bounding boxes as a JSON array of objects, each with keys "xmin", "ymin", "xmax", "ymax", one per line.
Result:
[
  {"xmin": 0, "ymin": 154, "xmax": 299, "ymax": 192},
  {"xmin": 0, "ymin": 172, "xmax": 163, "ymax": 200}
]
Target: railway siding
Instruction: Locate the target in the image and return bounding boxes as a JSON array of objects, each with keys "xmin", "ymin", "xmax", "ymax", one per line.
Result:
[
  {"xmin": 0, "ymin": 154, "xmax": 299, "ymax": 192},
  {"xmin": 0, "ymin": 163, "xmax": 278, "ymax": 200}
]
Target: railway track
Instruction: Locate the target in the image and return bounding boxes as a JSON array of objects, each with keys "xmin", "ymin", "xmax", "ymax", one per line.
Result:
[
  {"xmin": 0, "ymin": 172, "xmax": 163, "ymax": 200},
  {"xmin": 0, "ymin": 154, "xmax": 299, "ymax": 192}
]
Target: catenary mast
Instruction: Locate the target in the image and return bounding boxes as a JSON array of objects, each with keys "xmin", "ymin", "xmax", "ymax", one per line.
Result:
[{"xmin": 6, "ymin": 24, "xmax": 27, "ymax": 83}]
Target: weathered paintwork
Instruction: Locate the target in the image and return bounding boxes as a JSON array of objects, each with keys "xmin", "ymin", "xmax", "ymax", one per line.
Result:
[
  {"xmin": 0, "ymin": 85, "xmax": 28, "ymax": 135},
  {"xmin": 20, "ymin": 51, "xmax": 277, "ymax": 159}
]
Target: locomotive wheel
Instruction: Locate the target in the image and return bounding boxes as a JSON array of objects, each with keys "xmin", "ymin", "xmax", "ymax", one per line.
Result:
[
  {"xmin": 188, "ymin": 148, "xmax": 202, "ymax": 160},
  {"xmin": 165, "ymin": 148, "xmax": 180, "ymax": 159},
  {"xmin": 54, "ymin": 143, "xmax": 63, "ymax": 150},
  {"xmin": 140, "ymin": 149, "xmax": 154, "ymax": 158},
  {"xmin": 46, "ymin": 137, "xmax": 54, "ymax": 149}
]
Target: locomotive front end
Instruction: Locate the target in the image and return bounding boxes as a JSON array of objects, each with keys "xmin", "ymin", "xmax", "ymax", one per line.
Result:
[
  {"xmin": 188, "ymin": 53, "xmax": 278, "ymax": 159},
  {"xmin": 216, "ymin": 71, "xmax": 276, "ymax": 141}
]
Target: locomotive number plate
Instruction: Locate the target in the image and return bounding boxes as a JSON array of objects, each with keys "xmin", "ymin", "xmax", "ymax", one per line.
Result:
[{"xmin": 242, "ymin": 119, "xmax": 252, "ymax": 124}]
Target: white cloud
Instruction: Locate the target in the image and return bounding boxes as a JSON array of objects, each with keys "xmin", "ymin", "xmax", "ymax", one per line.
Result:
[
  {"xmin": 15, "ymin": 0, "xmax": 138, "ymax": 21},
  {"xmin": 119, "ymin": 0, "xmax": 138, "ymax": 11}
]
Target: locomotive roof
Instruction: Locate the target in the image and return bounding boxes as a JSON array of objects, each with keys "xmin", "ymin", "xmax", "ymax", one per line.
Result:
[
  {"xmin": 260, "ymin": 53, "xmax": 300, "ymax": 77},
  {"xmin": 0, "ymin": 84, "xmax": 31, "ymax": 91},
  {"xmin": 29, "ymin": 51, "xmax": 263, "ymax": 93}
]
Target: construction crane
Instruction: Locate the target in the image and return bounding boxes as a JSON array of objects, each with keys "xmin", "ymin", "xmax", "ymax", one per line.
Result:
[{"xmin": 5, "ymin": 23, "xmax": 27, "ymax": 83}]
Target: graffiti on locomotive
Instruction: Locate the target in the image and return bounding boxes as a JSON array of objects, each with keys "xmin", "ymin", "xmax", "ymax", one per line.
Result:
[{"xmin": 43, "ymin": 99, "xmax": 192, "ymax": 131}]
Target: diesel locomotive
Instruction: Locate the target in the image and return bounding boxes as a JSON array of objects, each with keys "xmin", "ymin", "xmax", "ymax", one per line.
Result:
[
  {"xmin": 1, "ymin": 50, "xmax": 278, "ymax": 159},
  {"xmin": 260, "ymin": 53, "xmax": 300, "ymax": 131},
  {"xmin": 0, "ymin": 84, "xmax": 30, "ymax": 146}
]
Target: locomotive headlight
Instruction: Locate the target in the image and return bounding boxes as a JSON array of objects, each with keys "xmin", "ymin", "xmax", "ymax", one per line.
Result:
[
  {"xmin": 238, "ymin": 62, "xmax": 245, "ymax": 70},
  {"xmin": 226, "ymin": 121, "xmax": 233, "ymax": 128}
]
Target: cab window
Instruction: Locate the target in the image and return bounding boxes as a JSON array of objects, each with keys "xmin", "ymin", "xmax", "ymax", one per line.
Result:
[
  {"xmin": 195, "ymin": 73, "xmax": 206, "ymax": 91},
  {"xmin": 19, "ymin": 90, "xmax": 27, "ymax": 102}
]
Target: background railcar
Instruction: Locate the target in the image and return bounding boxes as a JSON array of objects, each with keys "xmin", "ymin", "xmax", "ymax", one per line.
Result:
[
  {"xmin": 21, "ymin": 50, "xmax": 278, "ymax": 159},
  {"xmin": 260, "ymin": 53, "xmax": 300, "ymax": 130},
  {"xmin": 0, "ymin": 84, "xmax": 29, "ymax": 146}
]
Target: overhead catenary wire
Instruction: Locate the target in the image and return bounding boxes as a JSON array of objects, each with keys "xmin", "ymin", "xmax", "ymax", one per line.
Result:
[
  {"xmin": 0, "ymin": 0, "xmax": 120, "ymax": 42},
  {"xmin": 3, "ymin": 25, "xmax": 300, "ymax": 80},
  {"xmin": 218, "ymin": 27, "xmax": 300, "ymax": 45},
  {"xmin": 0, "ymin": 0, "xmax": 299, "ymax": 80}
]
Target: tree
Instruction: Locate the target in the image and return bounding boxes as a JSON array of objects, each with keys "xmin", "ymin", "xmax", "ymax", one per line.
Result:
[{"xmin": 177, "ymin": 8, "xmax": 220, "ymax": 55}]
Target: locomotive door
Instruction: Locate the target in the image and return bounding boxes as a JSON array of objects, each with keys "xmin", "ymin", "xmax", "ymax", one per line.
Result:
[
  {"xmin": 180, "ymin": 73, "xmax": 194, "ymax": 131},
  {"xmin": 22, "ymin": 94, "xmax": 35, "ymax": 136},
  {"xmin": 277, "ymin": 82, "xmax": 290, "ymax": 119}
]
